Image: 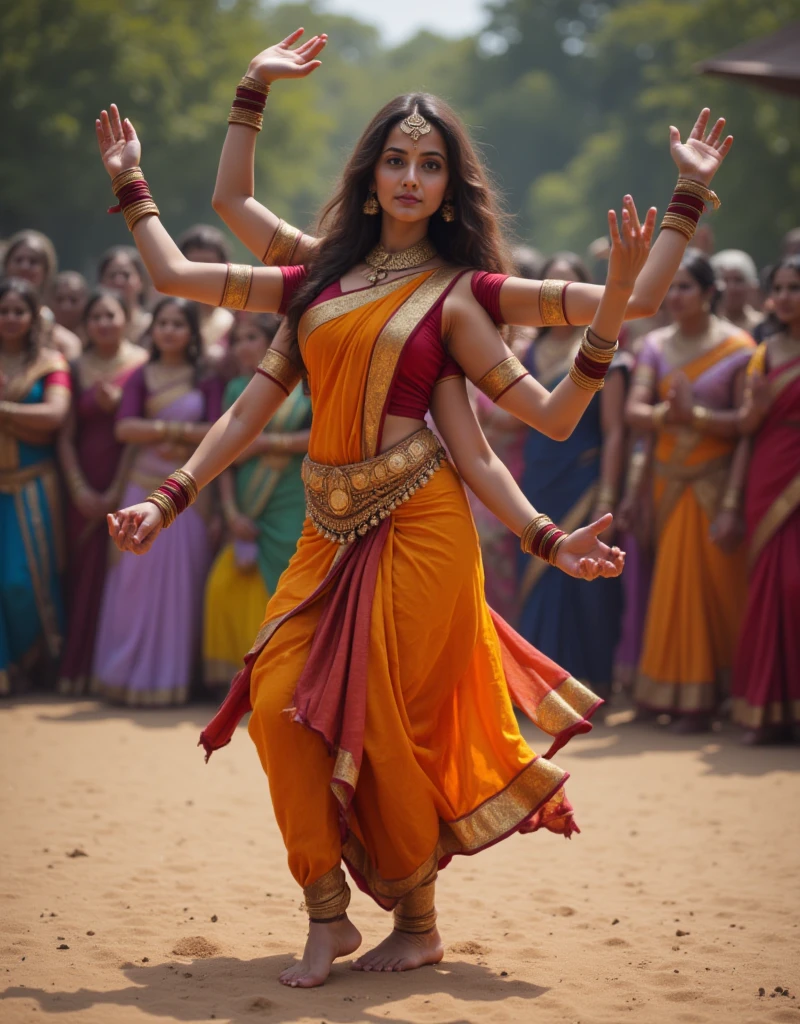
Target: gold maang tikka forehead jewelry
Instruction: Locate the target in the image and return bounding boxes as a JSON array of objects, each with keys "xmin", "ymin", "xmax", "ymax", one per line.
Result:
[{"xmin": 400, "ymin": 106, "xmax": 432, "ymax": 146}]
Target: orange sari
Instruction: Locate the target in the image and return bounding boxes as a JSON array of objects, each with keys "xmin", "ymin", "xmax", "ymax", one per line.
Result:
[
  {"xmin": 635, "ymin": 331, "xmax": 754, "ymax": 714},
  {"xmin": 202, "ymin": 269, "xmax": 601, "ymax": 907}
]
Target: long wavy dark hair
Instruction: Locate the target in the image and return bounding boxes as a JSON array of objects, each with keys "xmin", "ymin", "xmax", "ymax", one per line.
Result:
[
  {"xmin": 285, "ymin": 93, "xmax": 514, "ymax": 365},
  {"xmin": 0, "ymin": 277, "xmax": 43, "ymax": 363}
]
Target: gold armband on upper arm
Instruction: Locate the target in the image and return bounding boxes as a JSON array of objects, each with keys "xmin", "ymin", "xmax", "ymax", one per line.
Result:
[
  {"xmin": 219, "ymin": 263, "xmax": 253, "ymax": 309},
  {"xmin": 475, "ymin": 355, "xmax": 528, "ymax": 402},
  {"xmin": 257, "ymin": 349, "xmax": 302, "ymax": 395},
  {"xmin": 538, "ymin": 279, "xmax": 571, "ymax": 327},
  {"xmin": 262, "ymin": 220, "xmax": 303, "ymax": 266}
]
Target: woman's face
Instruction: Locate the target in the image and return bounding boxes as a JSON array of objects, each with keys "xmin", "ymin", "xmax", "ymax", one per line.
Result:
[
  {"xmin": 771, "ymin": 266, "xmax": 800, "ymax": 327},
  {"xmin": 666, "ymin": 268, "xmax": 710, "ymax": 323},
  {"xmin": 545, "ymin": 259, "xmax": 584, "ymax": 285},
  {"xmin": 231, "ymin": 322, "xmax": 269, "ymax": 375},
  {"xmin": 151, "ymin": 304, "xmax": 192, "ymax": 359},
  {"xmin": 0, "ymin": 291, "xmax": 34, "ymax": 348},
  {"xmin": 53, "ymin": 279, "xmax": 88, "ymax": 331},
  {"xmin": 5, "ymin": 244, "xmax": 47, "ymax": 291},
  {"xmin": 100, "ymin": 255, "xmax": 143, "ymax": 304},
  {"xmin": 719, "ymin": 268, "xmax": 751, "ymax": 312},
  {"xmin": 86, "ymin": 296, "xmax": 127, "ymax": 353},
  {"xmin": 372, "ymin": 122, "xmax": 450, "ymax": 225}
]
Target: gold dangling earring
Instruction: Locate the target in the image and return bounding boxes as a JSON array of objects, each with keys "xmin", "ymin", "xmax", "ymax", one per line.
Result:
[
  {"xmin": 440, "ymin": 197, "xmax": 455, "ymax": 223},
  {"xmin": 363, "ymin": 190, "xmax": 380, "ymax": 215}
]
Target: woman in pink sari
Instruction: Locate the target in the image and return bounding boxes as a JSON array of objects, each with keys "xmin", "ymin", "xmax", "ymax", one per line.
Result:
[
  {"xmin": 92, "ymin": 297, "xmax": 222, "ymax": 704},
  {"xmin": 58, "ymin": 289, "xmax": 147, "ymax": 694},
  {"xmin": 732, "ymin": 256, "xmax": 800, "ymax": 742}
]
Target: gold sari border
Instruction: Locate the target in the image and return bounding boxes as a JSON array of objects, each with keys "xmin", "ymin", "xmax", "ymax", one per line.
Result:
[
  {"xmin": 342, "ymin": 755, "xmax": 570, "ymax": 908},
  {"xmin": 634, "ymin": 673, "xmax": 717, "ymax": 714},
  {"xmin": 749, "ymin": 473, "xmax": 800, "ymax": 569},
  {"xmin": 536, "ymin": 676, "xmax": 600, "ymax": 744},
  {"xmin": 298, "ymin": 274, "xmax": 417, "ymax": 354},
  {"xmin": 90, "ymin": 678, "xmax": 189, "ymax": 706},
  {"xmin": 362, "ymin": 267, "xmax": 462, "ymax": 458},
  {"xmin": 731, "ymin": 697, "xmax": 800, "ymax": 730}
]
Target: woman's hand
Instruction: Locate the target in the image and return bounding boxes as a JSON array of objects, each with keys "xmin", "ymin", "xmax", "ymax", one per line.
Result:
[
  {"xmin": 554, "ymin": 514, "xmax": 626, "ymax": 580},
  {"xmin": 247, "ymin": 28, "xmax": 328, "ymax": 86},
  {"xmin": 605, "ymin": 198, "xmax": 657, "ymax": 294},
  {"xmin": 738, "ymin": 371, "xmax": 771, "ymax": 434},
  {"xmin": 107, "ymin": 501, "xmax": 163, "ymax": 555},
  {"xmin": 95, "ymin": 104, "xmax": 141, "ymax": 180},
  {"xmin": 664, "ymin": 372, "xmax": 694, "ymax": 425},
  {"xmin": 229, "ymin": 512, "xmax": 259, "ymax": 543},
  {"xmin": 669, "ymin": 108, "xmax": 734, "ymax": 187},
  {"xmin": 709, "ymin": 508, "xmax": 744, "ymax": 552}
]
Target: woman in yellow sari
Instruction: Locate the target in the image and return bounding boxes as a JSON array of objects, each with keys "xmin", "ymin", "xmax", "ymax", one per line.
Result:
[
  {"xmin": 94, "ymin": 28, "xmax": 732, "ymax": 988},
  {"xmin": 627, "ymin": 252, "xmax": 754, "ymax": 731}
]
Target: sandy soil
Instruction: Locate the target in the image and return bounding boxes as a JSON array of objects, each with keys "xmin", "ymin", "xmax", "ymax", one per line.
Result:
[{"xmin": 1, "ymin": 696, "xmax": 799, "ymax": 1024}]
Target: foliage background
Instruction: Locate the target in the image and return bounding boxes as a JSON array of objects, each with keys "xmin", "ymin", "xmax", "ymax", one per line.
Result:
[{"xmin": 1, "ymin": 0, "xmax": 798, "ymax": 276}]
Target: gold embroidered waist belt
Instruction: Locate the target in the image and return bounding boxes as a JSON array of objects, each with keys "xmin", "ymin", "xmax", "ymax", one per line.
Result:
[
  {"xmin": 302, "ymin": 428, "xmax": 447, "ymax": 544},
  {"xmin": 0, "ymin": 459, "xmax": 56, "ymax": 494}
]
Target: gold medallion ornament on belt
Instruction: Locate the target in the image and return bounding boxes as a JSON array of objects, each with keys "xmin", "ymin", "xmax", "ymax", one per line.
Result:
[{"xmin": 302, "ymin": 427, "xmax": 447, "ymax": 544}]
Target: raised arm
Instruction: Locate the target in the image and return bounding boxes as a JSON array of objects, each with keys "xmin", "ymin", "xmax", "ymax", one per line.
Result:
[
  {"xmin": 448, "ymin": 200, "xmax": 653, "ymax": 441},
  {"xmin": 95, "ymin": 105, "xmax": 284, "ymax": 313},
  {"xmin": 497, "ymin": 109, "xmax": 734, "ymax": 328},
  {"xmin": 431, "ymin": 378, "xmax": 624, "ymax": 580},
  {"xmin": 211, "ymin": 29, "xmax": 326, "ymax": 263}
]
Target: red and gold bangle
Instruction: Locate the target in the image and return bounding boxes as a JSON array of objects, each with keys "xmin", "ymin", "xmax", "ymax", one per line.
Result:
[
  {"xmin": 108, "ymin": 166, "xmax": 159, "ymax": 231},
  {"xmin": 144, "ymin": 468, "xmax": 198, "ymax": 529},
  {"xmin": 520, "ymin": 513, "xmax": 568, "ymax": 565},
  {"xmin": 569, "ymin": 328, "xmax": 618, "ymax": 392},
  {"xmin": 475, "ymin": 355, "xmax": 529, "ymax": 402},
  {"xmin": 257, "ymin": 348, "xmax": 302, "ymax": 395},
  {"xmin": 228, "ymin": 76, "xmax": 270, "ymax": 131},
  {"xmin": 538, "ymin": 279, "xmax": 573, "ymax": 327}
]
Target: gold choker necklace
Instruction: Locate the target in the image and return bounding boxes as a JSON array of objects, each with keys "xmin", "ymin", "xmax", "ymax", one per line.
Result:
[{"xmin": 363, "ymin": 238, "xmax": 437, "ymax": 285}]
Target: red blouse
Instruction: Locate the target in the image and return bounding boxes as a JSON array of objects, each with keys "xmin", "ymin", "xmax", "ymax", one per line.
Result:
[{"xmin": 276, "ymin": 266, "xmax": 510, "ymax": 421}]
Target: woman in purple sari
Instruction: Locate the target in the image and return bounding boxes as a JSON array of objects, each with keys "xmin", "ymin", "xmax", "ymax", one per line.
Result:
[
  {"xmin": 92, "ymin": 297, "xmax": 222, "ymax": 704},
  {"xmin": 58, "ymin": 290, "xmax": 147, "ymax": 694}
]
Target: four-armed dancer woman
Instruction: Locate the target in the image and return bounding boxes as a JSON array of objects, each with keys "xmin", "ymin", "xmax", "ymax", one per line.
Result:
[{"xmin": 96, "ymin": 27, "xmax": 733, "ymax": 988}]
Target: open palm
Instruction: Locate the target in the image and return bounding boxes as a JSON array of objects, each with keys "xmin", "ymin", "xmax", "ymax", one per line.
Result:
[
  {"xmin": 555, "ymin": 514, "xmax": 626, "ymax": 580},
  {"xmin": 95, "ymin": 104, "xmax": 140, "ymax": 179},
  {"xmin": 247, "ymin": 28, "xmax": 328, "ymax": 86},
  {"xmin": 670, "ymin": 108, "xmax": 733, "ymax": 187}
]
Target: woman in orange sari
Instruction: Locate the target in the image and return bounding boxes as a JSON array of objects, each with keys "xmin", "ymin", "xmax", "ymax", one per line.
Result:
[
  {"xmin": 731, "ymin": 256, "xmax": 800, "ymax": 743},
  {"xmin": 627, "ymin": 252, "xmax": 754, "ymax": 731},
  {"xmin": 94, "ymin": 28, "xmax": 732, "ymax": 988}
]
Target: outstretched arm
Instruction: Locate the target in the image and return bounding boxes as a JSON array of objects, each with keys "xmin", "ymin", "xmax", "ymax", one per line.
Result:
[
  {"xmin": 497, "ymin": 109, "xmax": 734, "ymax": 327},
  {"xmin": 95, "ymin": 105, "xmax": 284, "ymax": 311},
  {"xmin": 212, "ymin": 29, "xmax": 326, "ymax": 262},
  {"xmin": 431, "ymin": 378, "xmax": 624, "ymax": 580},
  {"xmin": 107, "ymin": 330, "xmax": 295, "ymax": 554},
  {"xmin": 448, "ymin": 200, "xmax": 652, "ymax": 440}
]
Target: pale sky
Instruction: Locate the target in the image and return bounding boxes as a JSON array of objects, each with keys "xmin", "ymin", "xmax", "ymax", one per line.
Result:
[{"xmin": 275, "ymin": 0, "xmax": 490, "ymax": 45}]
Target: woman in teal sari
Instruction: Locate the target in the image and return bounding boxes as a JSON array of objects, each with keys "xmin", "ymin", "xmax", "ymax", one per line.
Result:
[
  {"xmin": 0, "ymin": 278, "xmax": 72, "ymax": 694},
  {"xmin": 203, "ymin": 313, "xmax": 311, "ymax": 694}
]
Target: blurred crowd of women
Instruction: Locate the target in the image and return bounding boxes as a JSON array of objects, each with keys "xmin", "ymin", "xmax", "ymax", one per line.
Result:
[{"xmin": 1, "ymin": 222, "xmax": 799, "ymax": 745}]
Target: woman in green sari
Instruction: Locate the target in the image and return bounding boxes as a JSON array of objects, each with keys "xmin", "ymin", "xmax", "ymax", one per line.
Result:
[{"xmin": 203, "ymin": 313, "xmax": 311, "ymax": 695}]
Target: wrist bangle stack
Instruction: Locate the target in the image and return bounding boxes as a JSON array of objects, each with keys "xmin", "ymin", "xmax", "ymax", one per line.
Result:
[
  {"xmin": 228, "ymin": 75, "xmax": 269, "ymax": 131},
  {"xmin": 660, "ymin": 177, "xmax": 721, "ymax": 242},
  {"xmin": 652, "ymin": 402, "xmax": 669, "ymax": 429},
  {"xmin": 568, "ymin": 328, "xmax": 619, "ymax": 393},
  {"xmin": 145, "ymin": 468, "xmax": 199, "ymax": 529},
  {"xmin": 521, "ymin": 513, "xmax": 568, "ymax": 565},
  {"xmin": 691, "ymin": 404, "xmax": 710, "ymax": 428},
  {"xmin": 108, "ymin": 167, "xmax": 160, "ymax": 232}
]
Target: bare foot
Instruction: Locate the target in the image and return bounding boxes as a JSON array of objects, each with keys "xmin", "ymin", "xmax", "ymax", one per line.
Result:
[
  {"xmin": 279, "ymin": 916, "xmax": 362, "ymax": 988},
  {"xmin": 351, "ymin": 927, "xmax": 444, "ymax": 972}
]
